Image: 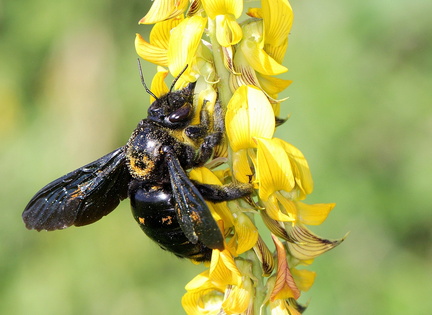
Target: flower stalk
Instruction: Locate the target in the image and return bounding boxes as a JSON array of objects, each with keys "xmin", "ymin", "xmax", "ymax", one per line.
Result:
[
  {"xmin": 207, "ymin": 18, "xmax": 232, "ymax": 107},
  {"xmin": 135, "ymin": 1, "xmax": 345, "ymax": 313}
]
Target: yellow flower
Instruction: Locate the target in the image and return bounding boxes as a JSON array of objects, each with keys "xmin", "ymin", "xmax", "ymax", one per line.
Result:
[
  {"xmin": 255, "ymin": 137, "xmax": 296, "ymax": 201},
  {"xmin": 222, "ymin": 275, "xmax": 253, "ymax": 313},
  {"xmin": 182, "ymin": 250, "xmax": 254, "ymax": 314},
  {"xmin": 225, "ymin": 85, "xmax": 275, "ymax": 152},
  {"xmin": 201, "ymin": 0, "xmax": 243, "ymax": 47},
  {"xmin": 261, "ymin": 193, "xmax": 296, "ymax": 222},
  {"xmin": 136, "ymin": 0, "xmax": 345, "ymax": 313},
  {"xmin": 227, "ymin": 211, "xmax": 258, "ymax": 255},
  {"xmin": 182, "ymin": 272, "xmax": 224, "ymax": 315},
  {"xmin": 237, "ymin": 20, "xmax": 288, "ymax": 76}
]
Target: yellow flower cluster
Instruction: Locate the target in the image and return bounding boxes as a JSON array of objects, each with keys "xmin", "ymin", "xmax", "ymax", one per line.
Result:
[{"xmin": 136, "ymin": 0, "xmax": 345, "ymax": 314}]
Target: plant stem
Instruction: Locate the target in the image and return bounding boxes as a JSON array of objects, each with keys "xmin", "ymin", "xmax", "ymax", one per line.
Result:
[
  {"xmin": 245, "ymin": 249, "xmax": 267, "ymax": 315},
  {"xmin": 207, "ymin": 18, "xmax": 232, "ymax": 108}
]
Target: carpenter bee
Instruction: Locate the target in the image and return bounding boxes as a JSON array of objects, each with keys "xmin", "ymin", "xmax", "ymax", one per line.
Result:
[{"xmin": 22, "ymin": 62, "xmax": 252, "ymax": 262}]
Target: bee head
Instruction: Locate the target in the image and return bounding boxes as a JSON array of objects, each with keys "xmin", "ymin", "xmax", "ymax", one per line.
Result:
[
  {"xmin": 147, "ymin": 82, "xmax": 196, "ymax": 129},
  {"xmin": 137, "ymin": 59, "xmax": 196, "ymax": 129}
]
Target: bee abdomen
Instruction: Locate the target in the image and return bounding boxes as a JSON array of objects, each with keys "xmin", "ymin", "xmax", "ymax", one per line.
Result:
[{"xmin": 129, "ymin": 181, "xmax": 212, "ymax": 261}]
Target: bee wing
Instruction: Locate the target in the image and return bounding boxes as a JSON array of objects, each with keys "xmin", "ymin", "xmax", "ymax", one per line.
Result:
[
  {"xmin": 22, "ymin": 147, "xmax": 131, "ymax": 231},
  {"xmin": 164, "ymin": 149, "xmax": 224, "ymax": 251}
]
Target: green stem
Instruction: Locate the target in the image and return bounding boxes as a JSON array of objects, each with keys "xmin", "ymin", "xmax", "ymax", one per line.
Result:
[
  {"xmin": 208, "ymin": 15, "xmax": 267, "ymax": 315},
  {"xmin": 245, "ymin": 249, "xmax": 267, "ymax": 315},
  {"xmin": 207, "ymin": 18, "xmax": 232, "ymax": 108}
]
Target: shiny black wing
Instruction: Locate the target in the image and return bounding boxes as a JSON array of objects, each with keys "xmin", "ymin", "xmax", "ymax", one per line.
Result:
[
  {"xmin": 164, "ymin": 149, "xmax": 224, "ymax": 251},
  {"xmin": 22, "ymin": 147, "xmax": 131, "ymax": 231}
]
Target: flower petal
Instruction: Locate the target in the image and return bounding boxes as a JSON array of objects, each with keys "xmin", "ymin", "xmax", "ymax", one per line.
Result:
[
  {"xmin": 135, "ymin": 33, "xmax": 168, "ymax": 67},
  {"xmin": 222, "ymin": 278, "xmax": 253, "ymax": 314},
  {"xmin": 278, "ymin": 139, "xmax": 314, "ymax": 197},
  {"xmin": 232, "ymin": 212, "xmax": 258, "ymax": 254},
  {"xmin": 261, "ymin": 0, "xmax": 293, "ymax": 47},
  {"xmin": 195, "ymin": 44, "xmax": 218, "ymax": 83},
  {"xmin": 264, "ymin": 40, "xmax": 289, "ymax": 65},
  {"xmin": 189, "ymin": 167, "xmax": 219, "ymax": 185},
  {"xmin": 260, "ymin": 208, "xmax": 294, "ymax": 242},
  {"xmin": 209, "ymin": 249, "xmax": 242, "ymax": 286},
  {"xmin": 225, "ymin": 85, "xmax": 275, "ymax": 152},
  {"xmin": 149, "ymin": 16, "xmax": 184, "ymax": 50},
  {"xmin": 275, "ymin": 192, "xmax": 298, "ymax": 219},
  {"xmin": 168, "ymin": 16, "xmax": 207, "ymax": 80},
  {"xmin": 261, "ymin": 194, "xmax": 295, "ymax": 222},
  {"xmin": 149, "ymin": 66, "xmax": 169, "ymax": 103},
  {"xmin": 185, "ymin": 270, "xmax": 212, "ymax": 291},
  {"xmin": 222, "ymin": 45, "xmax": 238, "ymax": 75},
  {"xmin": 139, "ymin": 0, "xmax": 189, "ymax": 24},
  {"xmin": 215, "ymin": 14, "xmax": 242, "ymax": 47},
  {"xmin": 253, "ymin": 236, "xmax": 275, "ymax": 276},
  {"xmin": 246, "ymin": 8, "xmax": 262, "ymax": 18},
  {"xmin": 231, "ymin": 149, "xmax": 254, "ymax": 183},
  {"xmin": 188, "ymin": 0, "xmax": 203, "ymax": 16},
  {"xmin": 286, "ymin": 225, "xmax": 346, "ymax": 261},
  {"xmin": 229, "ymin": 57, "xmax": 261, "ymax": 90},
  {"xmin": 291, "ymin": 268, "xmax": 316, "ymax": 292},
  {"xmin": 242, "ymin": 42, "xmax": 288, "ymax": 76},
  {"xmin": 270, "ymin": 234, "xmax": 301, "ymax": 300},
  {"xmin": 182, "ymin": 288, "xmax": 224, "ymax": 315},
  {"xmin": 257, "ymin": 74, "xmax": 292, "ymax": 97},
  {"xmin": 255, "ymin": 137, "xmax": 295, "ymax": 201},
  {"xmin": 240, "ymin": 20, "xmax": 288, "ymax": 75},
  {"xmin": 296, "ymin": 201, "xmax": 335, "ymax": 225}
]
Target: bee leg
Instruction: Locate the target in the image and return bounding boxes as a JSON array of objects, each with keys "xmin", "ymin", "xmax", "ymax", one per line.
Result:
[
  {"xmin": 192, "ymin": 100, "xmax": 225, "ymax": 166},
  {"xmin": 192, "ymin": 182, "xmax": 253, "ymax": 203},
  {"xmin": 185, "ymin": 99, "xmax": 222, "ymax": 141},
  {"xmin": 184, "ymin": 125, "xmax": 207, "ymax": 140},
  {"xmin": 212, "ymin": 99, "xmax": 224, "ymax": 134}
]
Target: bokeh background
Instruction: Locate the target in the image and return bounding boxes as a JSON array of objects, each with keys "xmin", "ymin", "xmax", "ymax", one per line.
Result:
[{"xmin": 1, "ymin": 0, "xmax": 431, "ymax": 314}]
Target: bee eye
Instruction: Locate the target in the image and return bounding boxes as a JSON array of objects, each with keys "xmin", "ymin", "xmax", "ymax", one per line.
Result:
[{"xmin": 168, "ymin": 103, "xmax": 192, "ymax": 123}]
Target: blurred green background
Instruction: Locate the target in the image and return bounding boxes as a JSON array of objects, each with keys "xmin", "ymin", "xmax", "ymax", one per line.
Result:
[{"xmin": 1, "ymin": 0, "xmax": 431, "ymax": 314}]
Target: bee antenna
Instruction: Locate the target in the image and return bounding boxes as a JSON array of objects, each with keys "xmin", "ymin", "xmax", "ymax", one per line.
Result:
[
  {"xmin": 137, "ymin": 59, "xmax": 159, "ymax": 100},
  {"xmin": 169, "ymin": 64, "xmax": 189, "ymax": 92}
]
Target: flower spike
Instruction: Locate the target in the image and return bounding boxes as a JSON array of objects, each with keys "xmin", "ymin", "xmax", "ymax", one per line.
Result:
[{"xmin": 136, "ymin": 1, "xmax": 345, "ymax": 313}]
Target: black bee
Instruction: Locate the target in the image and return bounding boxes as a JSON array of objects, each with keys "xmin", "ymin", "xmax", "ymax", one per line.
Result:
[{"xmin": 22, "ymin": 63, "xmax": 252, "ymax": 262}]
